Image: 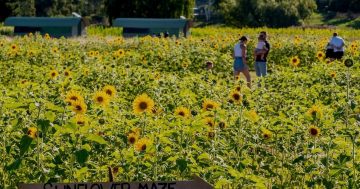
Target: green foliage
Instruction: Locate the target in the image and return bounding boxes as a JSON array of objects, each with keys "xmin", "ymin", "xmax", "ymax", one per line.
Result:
[
  {"xmin": 216, "ymin": 0, "xmax": 317, "ymax": 27},
  {"xmin": 317, "ymin": 0, "xmax": 360, "ymax": 13},
  {"xmin": 105, "ymin": 0, "xmax": 195, "ymax": 23},
  {"xmin": 6, "ymin": 0, "xmax": 36, "ymax": 16}
]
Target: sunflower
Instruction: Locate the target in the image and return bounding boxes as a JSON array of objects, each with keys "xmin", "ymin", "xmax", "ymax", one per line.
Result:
[
  {"xmin": 65, "ymin": 90, "xmax": 84, "ymax": 105},
  {"xmin": 202, "ymin": 99, "xmax": 219, "ymax": 111},
  {"xmin": 93, "ymin": 91, "xmax": 110, "ymax": 106},
  {"xmin": 132, "ymin": 94, "xmax": 155, "ymax": 114},
  {"xmin": 102, "ymin": 85, "xmax": 116, "ymax": 98},
  {"xmin": 118, "ymin": 49, "xmax": 125, "ymax": 57},
  {"xmin": 261, "ymin": 129, "xmax": 272, "ymax": 140},
  {"xmin": 174, "ymin": 107, "xmax": 190, "ymax": 118},
  {"xmin": 127, "ymin": 133, "xmax": 138, "ymax": 145},
  {"xmin": 203, "ymin": 117, "xmax": 215, "ymax": 127},
  {"xmin": 208, "ymin": 131, "xmax": 215, "ymax": 139},
  {"xmin": 74, "ymin": 114, "xmax": 87, "ymax": 125},
  {"xmin": 52, "ymin": 47, "xmax": 59, "ymax": 54},
  {"xmin": 27, "ymin": 127, "xmax": 37, "ymax": 139},
  {"xmin": 290, "ymin": 56, "xmax": 300, "ymax": 67},
  {"xmin": 308, "ymin": 126, "xmax": 320, "ymax": 137},
  {"xmin": 49, "ymin": 70, "xmax": 59, "ymax": 79},
  {"xmin": 72, "ymin": 100, "xmax": 87, "ymax": 114},
  {"xmin": 316, "ymin": 51, "xmax": 325, "ymax": 61},
  {"xmin": 230, "ymin": 91, "xmax": 242, "ymax": 104},
  {"xmin": 64, "ymin": 69, "xmax": 71, "ymax": 77},
  {"xmin": 330, "ymin": 71, "xmax": 336, "ymax": 78},
  {"xmin": 10, "ymin": 44, "xmax": 18, "ymax": 51},
  {"xmin": 135, "ymin": 138, "xmax": 152, "ymax": 152},
  {"xmin": 306, "ymin": 105, "xmax": 323, "ymax": 119},
  {"xmin": 235, "ymin": 86, "xmax": 241, "ymax": 92},
  {"xmin": 218, "ymin": 121, "xmax": 227, "ymax": 129},
  {"xmin": 44, "ymin": 33, "xmax": 50, "ymax": 39}
]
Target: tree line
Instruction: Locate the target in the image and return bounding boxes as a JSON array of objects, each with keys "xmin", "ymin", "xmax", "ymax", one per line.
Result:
[
  {"xmin": 0, "ymin": 0, "xmax": 359, "ymax": 27},
  {"xmin": 0, "ymin": 0, "xmax": 195, "ymax": 24}
]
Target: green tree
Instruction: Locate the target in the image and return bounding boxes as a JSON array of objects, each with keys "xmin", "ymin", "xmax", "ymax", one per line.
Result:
[
  {"xmin": 105, "ymin": 0, "xmax": 195, "ymax": 24},
  {"xmin": 0, "ymin": 0, "xmax": 12, "ymax": 21},
  {"xmin": 216, "ymin": 0, "xmax": 317, "ymax": 27},
  {"xmin": 7, "ymin": 0, "xmax": 36, "ymax": 16}
]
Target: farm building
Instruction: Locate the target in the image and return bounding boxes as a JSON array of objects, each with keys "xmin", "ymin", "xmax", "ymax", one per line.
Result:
[
  {"xmin": 113, "ymin": 18, "xmax": 191, "ymax": 38},
  {"xmin": 4, "ymin": 17, "xmax": 85, "ymax": 37}
]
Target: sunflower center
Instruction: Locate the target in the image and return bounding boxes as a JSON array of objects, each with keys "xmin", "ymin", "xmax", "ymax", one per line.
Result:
[
  {"xmin": 292, "ymin": 59, "xmax": 297, "ymax": 63},
  {"xmin": 65, "ymin": 72, "xmax": 69, "ymax": 76},
  {"xmin": 310, "ymin": 128, "xmax": 318, "ymax": 135},
  {"xmin": 97, "ymin": 96, "xmax": 104, "ymax": 102},
  {"xmin": 141, "ymin": 144, "xmax": 147, "ymax": 151},
  {"xmin": 264, "ymin": 134, "xmax": 269, "ymax": 139},
  {"xmin": 311, "ymin": 111, "xmax": 317, "ymax": 116},
  {"xmin": 76, "ymin": 105, "xmax": 82, "ymax": 111},
  {"xmin": 139, "ymin": 102, "xmax": 148, "ymax": 110},
  {"xmin": 70, "ymin": 96, "xmax": 78, "ymax": 101},
  {"xmin": 106, "ymin": 90, "xmax": 112, "ymax": 96},
  {"xmin": 208, "ymin": 132, "xmax": 215, "ymax": 138},
  {"xmin": 77, "ymin": 121, "xmax": 84, "ymax": 125},
  {"xmin": 129, "ymin": 137, "xmax": 136, "ymax": 144},
  {"xmin": 51, "ymin": 72, "xmax": 56, "ymax": 76},
  {"xmin": 206, "ymin": 104, "xmax": 214, "ymax": 110},
  {"xmin": 179, "ymin": 111, "xmax": 185, "ymax": 116},
  {"xmin": 233, "ymin": 93, "xmax": 240, "ymax": 100}
]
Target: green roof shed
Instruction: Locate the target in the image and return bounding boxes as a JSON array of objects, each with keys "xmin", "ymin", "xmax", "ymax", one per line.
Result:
[
  {"xmin": 4, "ymin": 17, "xmax": 85, "ymax": 37},
  {"xmin": 113, "ymin": 18, "xmax": 191, "ymax": 38}
]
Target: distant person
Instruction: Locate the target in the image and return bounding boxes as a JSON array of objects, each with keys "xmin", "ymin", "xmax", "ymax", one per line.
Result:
[
  {"xmin": 329, "ymin": 32, "xmax": 345, "ymax": 60},
  {"xmin": 233, "ymin": 36, "xmax": 251, "ymax": 88},
  {"xmin": 254, "ymin": 31, "xmax": 270, "ymax": 77}
]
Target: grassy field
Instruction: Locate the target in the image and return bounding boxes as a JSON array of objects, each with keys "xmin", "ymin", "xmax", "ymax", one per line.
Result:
[
  {"xmin": 305, "ymin": 12, "xmax": 360, "ymax": 29},
  {"xmin": 0, "ymin": 27, "xmax": 360, "ymax": 188}
]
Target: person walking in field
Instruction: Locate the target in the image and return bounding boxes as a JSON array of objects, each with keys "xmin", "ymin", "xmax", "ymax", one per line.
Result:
[
  {"xmin": 254, "ymin": 31, "xmax": 270, "ymax": 77},
  {"xmin": 329, "ymin": 32, "xmax": 345, "ymax": 60},
  {"xmin": 233, "ymin": 36, "xmax": 251, "ymax": 88}
]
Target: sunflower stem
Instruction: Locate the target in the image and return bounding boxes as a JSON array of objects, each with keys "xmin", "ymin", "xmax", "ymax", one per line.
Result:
[{"xmin": 346, "ymin": 67, "xmax": 350, "ymax": 129}]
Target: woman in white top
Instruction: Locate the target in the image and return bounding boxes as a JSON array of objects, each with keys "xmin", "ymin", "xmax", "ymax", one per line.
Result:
[{"xmin": 232, "ymin": 36, "xmax": 251, "ymax": 88}]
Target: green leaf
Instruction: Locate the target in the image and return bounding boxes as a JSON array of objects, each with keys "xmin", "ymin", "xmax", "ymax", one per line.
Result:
[
  {"xmin": 19, "ymin": 135, "xmax": 33, "ymax": 157},
  {"xmin": 176, "ymin": 158, "xmax": 187, "ymax": 173},
  {"xmin": 45, "ymin": 102, "xmax": 64, "ymax": 112},
  {"xmin": 293, "ymin": 155, "xmax": 306, "ymax": 164},
  {"xmin": 75, "ymin": 149, "xmax": 89, "ymax": 165},
  {"xmin": 198, "ymin": 152, "xmax": 211, "ymax": 163},
  {"xmin": 4, "ymin": 102, "xmax": 29, "ymax": 109},
  {"xmin": 37, "ymin": 119, "xmax": 51, "ymax": 134},
  {"xmin": 86, "ymin": 134, "xmax": 108, "ymax": 145},
  {"xmin": 6, "ymin": 159, "xmax": 22, "ymax": 171},
  {"xmin": 45, "ymin": 111, "xmax": 56, "ymax": 122}
]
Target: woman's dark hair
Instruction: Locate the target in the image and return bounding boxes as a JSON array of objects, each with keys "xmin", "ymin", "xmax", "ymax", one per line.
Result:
[{"xmin": 239, "ymin": 36, "xmax": 248, "ymax": 42}]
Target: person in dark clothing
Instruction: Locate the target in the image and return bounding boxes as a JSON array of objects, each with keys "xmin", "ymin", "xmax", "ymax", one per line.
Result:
[{"xmin": 254, "ymin": 31, "xmax": 270, "ymax": 77}]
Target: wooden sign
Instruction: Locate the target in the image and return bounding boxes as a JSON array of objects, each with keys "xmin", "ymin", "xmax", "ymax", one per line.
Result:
[{"xmin": 18, "ymin": 176, "xmax": 213, "ymax": 189}]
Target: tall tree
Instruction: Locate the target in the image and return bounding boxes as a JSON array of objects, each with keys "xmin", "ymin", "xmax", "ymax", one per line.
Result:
[
  {"xmin": 0, "ymin": 0, "xmax": 12, "ymax": 21},
  {"xmin": 7, "ymin": 0, "xmax": 36, "ymax": 16},
  {"xmin": 105, "ymin": 0, "xmax": 195, "ymax": 24}
]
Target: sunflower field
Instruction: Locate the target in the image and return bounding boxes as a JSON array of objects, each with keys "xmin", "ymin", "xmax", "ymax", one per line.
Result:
[{"xmin": 0, "ymin": 27, "xmax": 360, "ymax": 188}]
